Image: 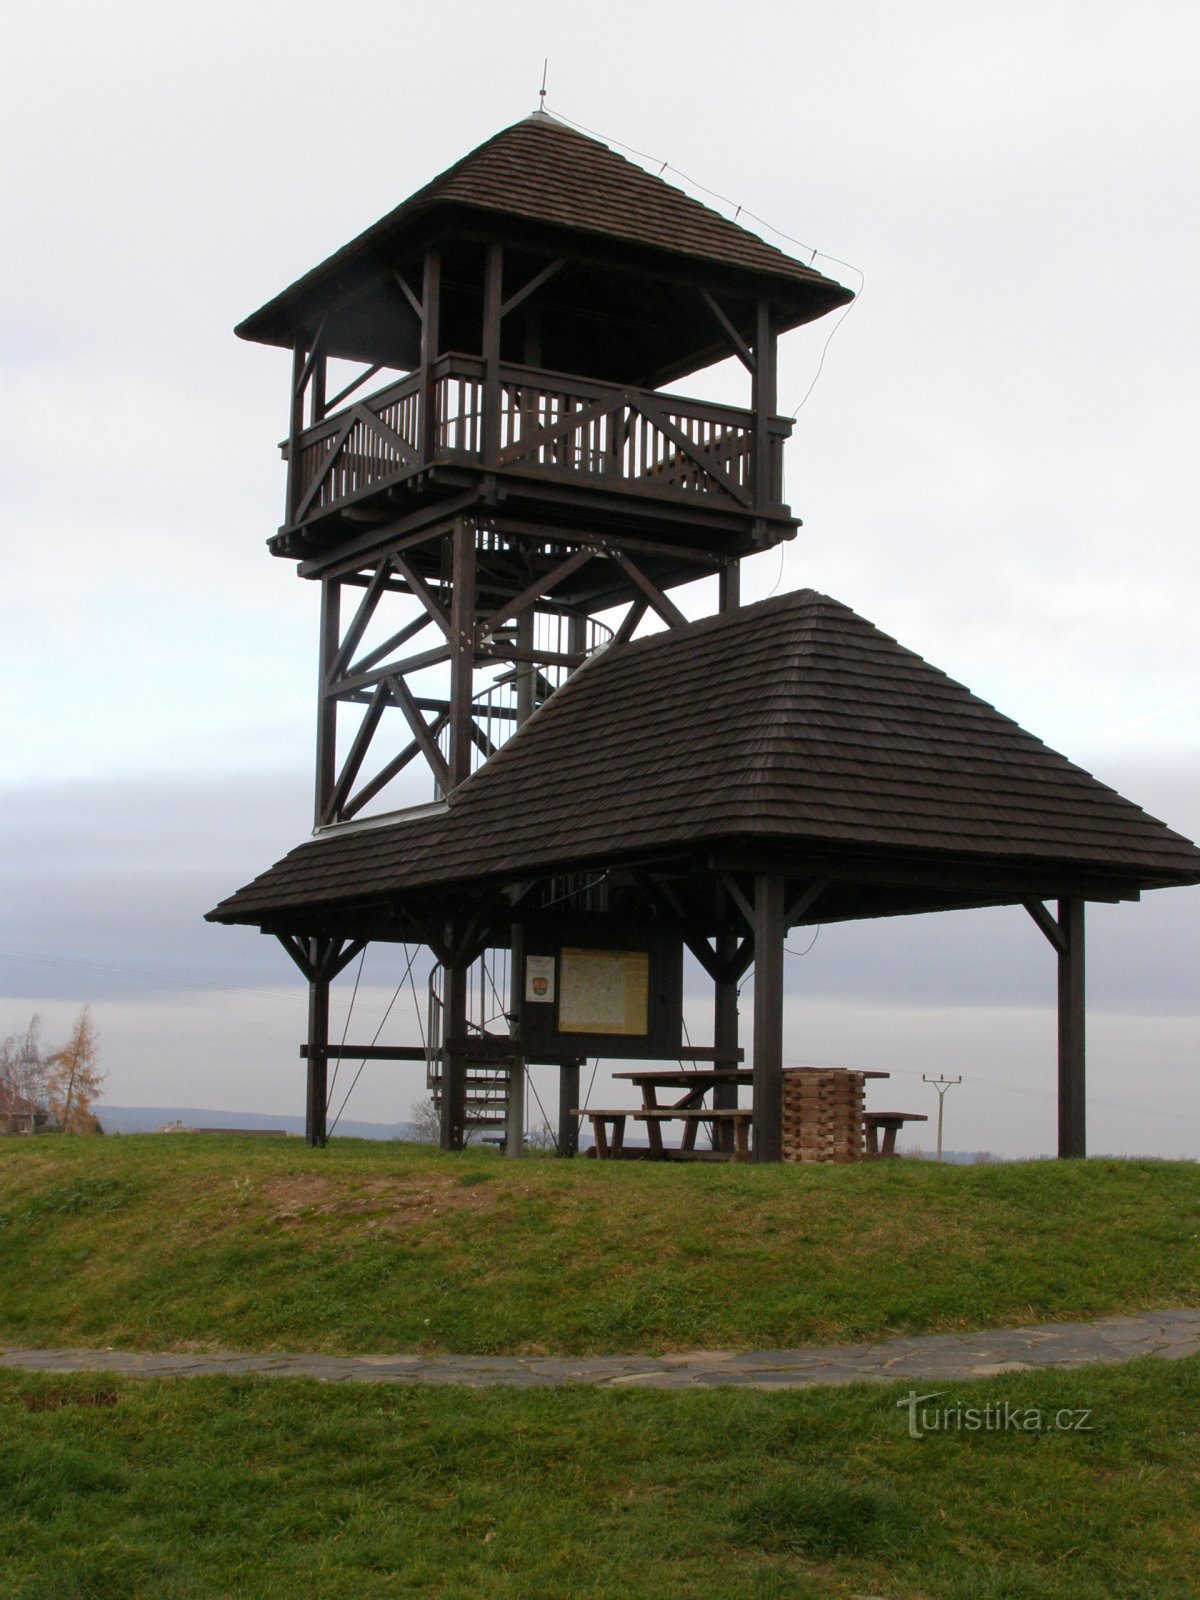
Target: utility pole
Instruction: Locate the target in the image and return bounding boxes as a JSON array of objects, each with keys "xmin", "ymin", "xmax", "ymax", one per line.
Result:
[{"xmin": 923, "ymin": 1074, "xmax": 962, "ymax": 1162}]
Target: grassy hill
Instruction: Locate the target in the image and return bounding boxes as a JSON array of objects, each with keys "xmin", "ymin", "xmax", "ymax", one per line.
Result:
[
  {"xmin": 3, "ymin": 1135, "xmax": 1199, "ymax": 1598},
  {"xmin": 1, "ymin": 1134, "xmax": 1196, "ymax": 1356}
]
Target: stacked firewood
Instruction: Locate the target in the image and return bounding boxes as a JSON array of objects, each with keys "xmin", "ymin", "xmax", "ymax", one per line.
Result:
[{"xmin": 781, "ymin": 1067, "xmax": 865, "ymax": 1163}]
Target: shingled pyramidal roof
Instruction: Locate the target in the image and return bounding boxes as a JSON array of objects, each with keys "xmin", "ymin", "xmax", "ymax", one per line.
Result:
[
  {"xmin": 235, "ymin": 112, "xmax": 852, "ymax": 356},
  {"xmin": 210, "ymin": 592, "xmax": 1200, "ymax": 926}
]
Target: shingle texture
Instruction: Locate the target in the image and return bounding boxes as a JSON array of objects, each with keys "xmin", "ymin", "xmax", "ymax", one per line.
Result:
[
  {"xmin": 237, "ymin": 115, "xmax": 851, "ymax": 343},
  {"xmin": 209, "ymin": 590, "xmax": 1200, "ymax": 924},
  {"xmin": 414, "ymin": 115, "xmax": 840, "ymax": 287}
]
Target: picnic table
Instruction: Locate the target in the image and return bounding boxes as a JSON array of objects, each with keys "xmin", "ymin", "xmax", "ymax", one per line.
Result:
[
  {"xmin": 575, "ymin": 1068, "xmax": 752, "ymax": 1160},
  {"xmin": 574, "ymin": 1065, "xmax": 921, "ymax": 1162}
]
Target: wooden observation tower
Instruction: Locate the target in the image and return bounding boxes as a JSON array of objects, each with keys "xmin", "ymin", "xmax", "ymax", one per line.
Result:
[{"xmin": 211, "ymin": 115, "xmax": 1200, "ymax": 1159}]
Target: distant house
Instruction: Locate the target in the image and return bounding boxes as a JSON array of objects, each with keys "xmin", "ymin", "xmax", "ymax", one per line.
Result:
[{"xmin": 0, "ymin": 1083, "xmax": 49, "ymax": 1135}]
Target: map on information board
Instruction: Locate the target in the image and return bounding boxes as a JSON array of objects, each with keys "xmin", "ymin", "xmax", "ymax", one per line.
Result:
[{"xmin": 558, "ymin": 948, "xmax": 650, "ymax": 1037}]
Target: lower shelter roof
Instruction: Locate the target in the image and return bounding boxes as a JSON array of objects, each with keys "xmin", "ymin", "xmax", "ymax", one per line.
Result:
[{"xmin": 207, "ymin": 589, "xmax": 1200, "ymax": 927}]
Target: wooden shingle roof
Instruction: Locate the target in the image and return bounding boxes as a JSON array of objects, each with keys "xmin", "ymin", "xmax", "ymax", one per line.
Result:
[
  {"xmin": 236, "ymin": 114, "xmax": 852, "ymax": 351},
  {"xmin": 209, "ymin": 591, "xmax": 1200, "ymax": 926}
]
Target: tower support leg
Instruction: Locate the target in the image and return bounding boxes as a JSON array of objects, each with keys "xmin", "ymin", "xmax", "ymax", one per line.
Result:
[
  {"xmin": 558, "ymin": 1060, "xmax": 581, "ymax": 1157},
  {"xmin": 712, "ymin": 928, "xmax": 740, "ymax": 1152},
  {"xmin": 1058, "ymin": 897, "xmax": 1086, "ymax": 1159},
  {"xmin": 752, "ymin": 873, "xmax": 785, "ymax": 1162},
  {"xmin": 305, "ymin": 961, "xmax": 330, "ymax": 1149},
  {"xmin": 440, "ymin": 956, "xmax": 468, "ymax": 1151}
]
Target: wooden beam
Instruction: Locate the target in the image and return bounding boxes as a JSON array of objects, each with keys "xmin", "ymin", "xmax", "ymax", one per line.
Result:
[
  {"xmin": 752, "ymin": 874, "xmax": 785, "ymax": 1163},
  {"xmin": 275, "ymin": 932, "xmax": 315, "ymax": 983},
  {"xmin": 322, "ymin": 682, "xmax": 389, "ymax": 825},
  {"xmin": 500, "ymin": 258, "xmax": 565, "ymax": 320},
  {"xmin": 324, "ymin": 362, "xmax": 384, "ymax": 414},
  {"xmin": 285, "ymin": 341, "xmax": 306, "ymax": 525},
  {"xmin": 498, "ymin": 393, "xmax": 617, "ymax": 466},
  {"xmin": 700, "ymin": 289, "xmax": 755, "ymax": 372},
  {"xmin": 306, "ymin": 946, "xmax": 331, "ymax": 1148},
  {"xmin": 478, "ymin": 643, "xmax": 584, "ymax": 671},
  {"xmin": 448, "ymin": 518, "xmax": 477, "ymax": 790},
  {"xmin": 392, "ymin": 268, "xmax": 423, "ymax": 321},
  {"xmin": 635, "ymin": 396, "xmax": 753, "ymax": 508},
  {"xmin": 713, "ymin": 922, "xmax": 740, "ymax": 1152},
  {"xmin": 440, "ymin": 956, "xmax": 468, "ymax": 1150},
  {"xmin": 752, "ymin": 297, "xmax": 778, "ymax": 513},
  {"xmin": 351, "ymin": 402, "xmax": 419, "ymax": 469},
  {"xmin": 719, "ymin": 559, "xmax": 741, "ymax": 613},
  {"xmin": 332, "ymin": 643, "xmax": 452, "ymax": 700},
  {"xmin": 347, "ymin": 611, "xmax": 431, "ymax": 679},
  {"xmin": 1024, "ymin": 898, "xmax": 1067, "ymax": 954},
  {"xmin": 291, "ymin": 411, "xmax": 355, "ymax": 524},
  {"xmin": 389, "ymin": 676, "xmax": 451, "ymax": 794},
  {"xmin": 1057, "ymin": 897, "xmax": 1086, "ymax": 1159},
  {"xmin": 390, "ymin": 554, "xmax": 451, "ymax": 637},
  {"xmin": 482, "ymin": 241, "xmax": 503, "ymax": 467},
  {"xmin": 302, "ymin": 1044, "xmax": 428, "ymax": 1062},
  {"xmin": 420, "ymin": 247, "xmax": 441, "ymax": 461},
  {"xmin": 295, "ymin": 494, "xmax": 481, "ymax": 581},
  {"xmin": 557, "ymin": 1060, "xmax": 581, "ymax": 1157},
  {"xmin": 341, "ymin": 722, "xmax": 446, "ymax": 819},
  {"xmin": 719, "ymin": 872, "xmax": 755, "ymax": 929},
  {"xmin": 612, "ymin": 598, "xmax": 648, "ymax": 646},
  {"xmin": 329, "ymin": 937, "xmax": 370, "ymax": 979},
  {"xmin": 608, "ymin": 551, "xmax": 688, "ymax": 629},
  {"xmin": 294, "ymin": 317, "xmax": 329, "ymax": 398},
  {"xmin": 314, "ymin": 579, "xmax": 340, "ymax": 827},
  {"xmin": 327, "ymin": 559, "xmax": 393, "ymax": 682},
  {"xmin": 476, "ymin": 548, "xmax": 595, "ymax": 639},
  {"xmin": 785, "ymin": 879, "xmax": 828, "ymax": 929}
]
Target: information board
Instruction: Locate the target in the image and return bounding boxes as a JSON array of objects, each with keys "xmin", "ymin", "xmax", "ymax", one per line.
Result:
[{"xmin": 558, "ymin": 948, "xmax": 649, "ymax": 1036}]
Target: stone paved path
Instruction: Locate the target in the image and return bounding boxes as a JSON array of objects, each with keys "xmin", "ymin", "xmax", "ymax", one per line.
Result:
[{"xmin": 2, "ymin": 1309, "xmax": 1198, "ymax": 1390}]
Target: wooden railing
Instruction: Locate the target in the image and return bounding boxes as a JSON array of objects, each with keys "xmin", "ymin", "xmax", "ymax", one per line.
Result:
[{"xmin": 285, "ymin": 355, "xmax": 790, "ymax": 527}]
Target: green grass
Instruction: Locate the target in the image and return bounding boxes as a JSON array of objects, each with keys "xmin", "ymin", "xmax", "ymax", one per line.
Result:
[
  {"xmin": 0, "ymin": 1135, "xmax": 1197, "ymax": 1356},
  {"xmin": 1, "ymin": 1357, "xmax": 1198, "ymax": 1598}
]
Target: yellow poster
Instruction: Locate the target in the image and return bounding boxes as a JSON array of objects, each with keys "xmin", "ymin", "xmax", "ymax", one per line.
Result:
[{"xmin": 558, "ymin": 948, "xmax": 650, "ymax": 1036}]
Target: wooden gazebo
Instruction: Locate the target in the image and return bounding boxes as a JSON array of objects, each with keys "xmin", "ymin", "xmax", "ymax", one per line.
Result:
[
  {"xmin": 209, "ymin": 114, "xmax": 1200, "ymax": 1159},
  {"xmin": 210, "ymin": 590, "xmax": 1200, "ymax": 1158}
]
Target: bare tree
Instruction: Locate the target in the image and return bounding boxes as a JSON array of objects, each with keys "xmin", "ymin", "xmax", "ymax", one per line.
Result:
[
  {"xmin": 46, "ymin": 1007, "xmax": 105, "ymax": 1134},
  {"xmin": 0, "ymin": 1015, "xmax": 51, "ymax": 1133},
  {"xmin": 407, "ymin": 1096, "xmax": 442, "ymax": 1143}
]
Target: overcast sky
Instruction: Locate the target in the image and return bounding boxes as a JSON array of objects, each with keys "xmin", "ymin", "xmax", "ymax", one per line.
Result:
[{"xmin": 2, "ymin": 0, "xmax": 1197, "ymax": 1158}]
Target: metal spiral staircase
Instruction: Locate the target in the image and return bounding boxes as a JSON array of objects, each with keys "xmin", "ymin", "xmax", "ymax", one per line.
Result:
[{"xmin": 425, "ymin": 954, "xmax": 521, "ymax": 1143}]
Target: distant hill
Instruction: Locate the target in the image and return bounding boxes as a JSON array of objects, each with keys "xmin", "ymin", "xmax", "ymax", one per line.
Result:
[{"xmin": 95, "ymin": 1105, "xmax": 421, "ymax": 1141}]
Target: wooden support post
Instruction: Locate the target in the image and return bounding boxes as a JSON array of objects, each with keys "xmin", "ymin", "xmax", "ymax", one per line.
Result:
[
  {"xmin": 285, "ymin": 340, "xmax": 306, "ymax": 526},
  {"xmin": 1025, "ymin": 897, "xmax": 1087, "ymax": 1160},
  {"xmin": 712, "ymin": 926, "xmax": 740, "ymax": 1152},
  {"xmin": 517, "ymin": 606, "xmax": 538, "ymax": 720},
  {"xmin": 440, "ymin": 954, "xmax": 468, "ymax": 1151},
  {"xmin": 310, "ymin": 350, "xmax": 327, "ymax": 426},
  {"xmin": 751, "ymin": 298, "xmax": 778, "ymax": 514},
  {"xmin": 500, "ymin": 607, "xmax": 541, "ymax": 1159},
  {"xmin": 558, "ymin": 1060, "xmax": 581, "ymax": 1157},
  {"xmin": 1058, "ymin": 896, "xmax": 1086, "ymax": 1159},
  {"xmin": 420, "ymin": 247, "xmax": 441, "ymax": 463},
  {"xmin": 719, "ymin": 559, "xmax": 741, "ymax": 614},
  {"xmin": 314, "ymin": 577, "xmax": 340, "ymax": 825},
  {"xmin": 447, "ymin": 519, "xmax": 477, "ymax": 791},
  {"xmin": 482, "ymin": 241, "xmax": 504, "ymax": 467},
  {"xmin": 752, "ymin": 873, "xmax": 785, "ymax": 1162},
  {"xmin": 305, "ymin": 949, "xmax": 330, "ymax": 1148}
]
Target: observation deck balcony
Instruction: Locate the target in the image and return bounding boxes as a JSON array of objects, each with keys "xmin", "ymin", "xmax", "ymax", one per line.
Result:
[{"xmin": 277, "ymin": 355, "xmax": 796, "ymax": 552}]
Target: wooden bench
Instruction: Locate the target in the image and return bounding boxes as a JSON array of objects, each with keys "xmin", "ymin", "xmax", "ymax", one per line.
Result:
[
  {"xmin": 574, "ymin": 1108, "xmax": 753, "ymax": 1161},
  {"xmin": 574, "ymin": 1110, "xmax": 629, "ymax": 1159},
  {"xmin": 863, "ymin": 1111, "xmax": 928, "ymax": 1158}
]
